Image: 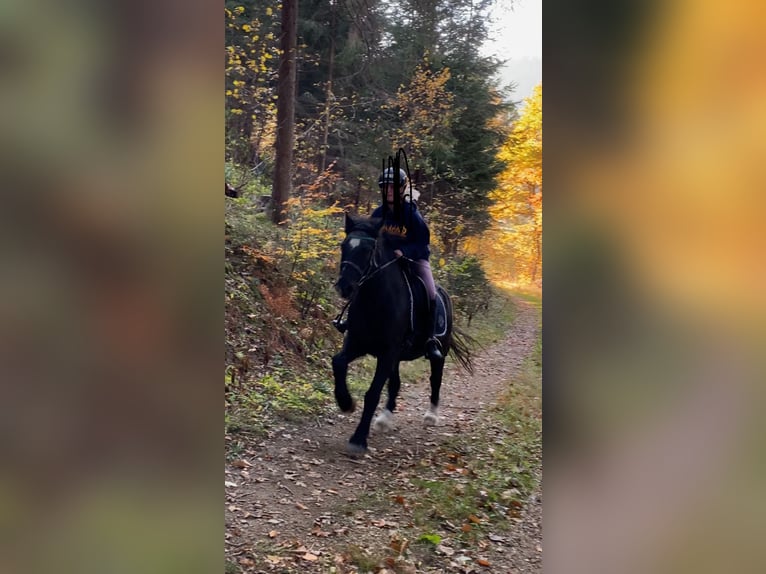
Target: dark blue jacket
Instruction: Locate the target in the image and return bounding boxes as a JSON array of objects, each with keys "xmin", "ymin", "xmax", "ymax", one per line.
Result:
[{"xmin": 371, "ymin": 201, "xmax": 431, "ymax": 261}]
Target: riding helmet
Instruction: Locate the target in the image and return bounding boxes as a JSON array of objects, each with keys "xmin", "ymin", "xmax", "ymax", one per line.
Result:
[{"xmin": 378, "ymin": 167, "xmax": 408, "ymax": 187}]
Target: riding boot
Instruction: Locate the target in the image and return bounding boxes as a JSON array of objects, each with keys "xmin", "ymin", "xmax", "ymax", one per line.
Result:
[{"xmin": 425, "ymin": 299, "xmax": 443, "ymax": 360}]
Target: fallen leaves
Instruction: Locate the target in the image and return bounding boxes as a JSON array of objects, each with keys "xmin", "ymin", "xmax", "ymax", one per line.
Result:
[
  {"xmin": 435, "ymin": 543, "xmax": 455, "ymax": 556},
  {"xmin": 310, "ymin": 525, "xmax": 331, "ymax": 537},
  {"xmin": 370, "ymin": 518, "xmax": 398, "ymax": 528},
  {"xmin": 389, "ymin": 536, "xmax": 409, "ymax": 555}
]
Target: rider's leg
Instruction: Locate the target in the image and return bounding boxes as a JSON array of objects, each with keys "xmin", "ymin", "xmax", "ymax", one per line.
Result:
[{"xmin": 412, "ymin": 259, "xmax": 443, "ymax": 360}]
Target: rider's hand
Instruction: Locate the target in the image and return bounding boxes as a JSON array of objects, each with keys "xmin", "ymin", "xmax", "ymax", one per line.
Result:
[{"xmin": 394, "ymin": 249, "xmax": 403, "ymax": 258}]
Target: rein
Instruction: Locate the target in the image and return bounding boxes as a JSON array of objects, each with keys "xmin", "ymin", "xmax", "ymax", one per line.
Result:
[{"xmin": 334, "ymin": 236, "xmax": 406, "ymax": 325}]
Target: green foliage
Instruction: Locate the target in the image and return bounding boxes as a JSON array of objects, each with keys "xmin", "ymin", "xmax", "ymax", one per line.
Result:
[
  {"xmin": 436, "ymin": 254, "xmax": 492, "ymax": 325},
  {"xmin": 280, "ymin": 199, "xmax": 344, "ymax": 319},
  {"xmin": 416, "ymin": 533, "xmax": 442, "ymax": 545},
  {"xmin": 225, "ymin": 184, "xmax": 343, "ymax": 437},
  {"xmin": 430, "ymin": 54, "xmax": 511, "ymax": 251}
]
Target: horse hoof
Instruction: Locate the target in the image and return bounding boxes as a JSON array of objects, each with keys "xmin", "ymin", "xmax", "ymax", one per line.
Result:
[
  {"xmin": 338, "ymin": 398, "xmax": 356, "ymax": 414},
  {"xmin": 373, "ymin": 409, "xmax": 394, "ymax": 432},
  {"xmin": 423, "ymin": 409, "xmax": 439, "ymax": 426},
  {"xmin": 346, "ymin": 441, "xmax": 367, "ymax": 456}
]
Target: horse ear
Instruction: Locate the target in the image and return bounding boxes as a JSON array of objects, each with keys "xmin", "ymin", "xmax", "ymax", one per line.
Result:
[{"xmin": 344, "ymin": 212, "xmax": 357, "ymax": 234}]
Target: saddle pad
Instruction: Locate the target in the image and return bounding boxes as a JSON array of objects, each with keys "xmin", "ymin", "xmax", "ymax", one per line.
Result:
[
  {"xmin": 407, "ymin": 274, "xmax": 448, "ymax": 337},
  {"xmin": 434, "ymin": 292, "xmax": 447, "ymax": 337}
]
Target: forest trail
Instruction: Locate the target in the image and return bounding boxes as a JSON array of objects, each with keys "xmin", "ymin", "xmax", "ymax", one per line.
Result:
[{"xmin": 225, "ymin": 298, "xmax": 541, "ymax": 573}]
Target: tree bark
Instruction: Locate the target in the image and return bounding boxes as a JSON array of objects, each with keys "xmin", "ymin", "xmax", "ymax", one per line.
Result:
[
  {"xmin": 319, "ymin": 3, "xmax": 336, "ymax": 174},
  {"xmin": 272, "ymin": 0, "xmax": 298, "ymax": 224}
]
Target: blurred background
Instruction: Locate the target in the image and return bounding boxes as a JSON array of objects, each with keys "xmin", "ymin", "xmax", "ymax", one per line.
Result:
[
  {"xmin": 544, "ymin": 0, "xmax": 766, "ymax": 572},
  {"xmin": 0, "ymin": 1, "xmax": 220, "ymax": 572}
]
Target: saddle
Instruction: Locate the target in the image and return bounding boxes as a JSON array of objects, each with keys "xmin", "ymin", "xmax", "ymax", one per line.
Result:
[{"xmin": 399, "ymin": 262, "xmax": 447, "ymax": 338}]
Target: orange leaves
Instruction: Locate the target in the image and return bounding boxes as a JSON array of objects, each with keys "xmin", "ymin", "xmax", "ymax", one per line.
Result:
[{"xmin": 257, "ymin": 282, "xmax": 298, "ymax": 321}]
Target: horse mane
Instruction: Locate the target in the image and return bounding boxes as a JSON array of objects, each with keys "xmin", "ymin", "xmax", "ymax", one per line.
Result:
[{"xmin": 346, "ymin": 214, "xmax": 382, "ymax": 238}]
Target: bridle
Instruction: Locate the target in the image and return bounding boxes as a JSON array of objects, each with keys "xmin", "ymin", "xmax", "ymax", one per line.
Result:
[
  {"xmin": 339, "ymin": 233, "xmax": 377, "ymax": 287},
  {"xmin": 342, "ymin": 234, "xmax": 402, "ymax": 288},
  {"xmin": 334, "ymin": 231, "xmax": 405, "ymax": 325}
]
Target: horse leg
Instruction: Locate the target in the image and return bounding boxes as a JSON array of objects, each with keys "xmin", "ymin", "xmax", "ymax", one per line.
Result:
[
  {"xmin": 373, "ymin": 361, "xmax": 401, "ymax": 432},
  {"xmin": 348, "ymin": 354, "xmax": 396, "ymax": 453},
  {"xmin": 332, "ymin": 344, "xmax": 361, "ymax": 413},
  {"xmin": 423, "ymin": 356, "xmax": 445, "ymax": 426}
]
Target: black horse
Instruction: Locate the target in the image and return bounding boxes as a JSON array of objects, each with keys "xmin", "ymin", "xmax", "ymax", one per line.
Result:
[{"xmin": 332, "ymin": 213, "xmax": 472, "ymax": 454}]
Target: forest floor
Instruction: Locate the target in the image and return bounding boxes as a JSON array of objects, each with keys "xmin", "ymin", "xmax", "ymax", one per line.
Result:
[{"xmin": 225, "ymin": 296, "xmax": 541, "ymax": 574}]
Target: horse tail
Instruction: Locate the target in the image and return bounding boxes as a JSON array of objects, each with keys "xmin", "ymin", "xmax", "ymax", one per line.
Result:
[
  {"xmin": 438, "ymin": 285, "xmax": 476, "ymax": 374},
  {"xmin": 449, "ymin": 325, "xmax": 476, "ymax": 374}
]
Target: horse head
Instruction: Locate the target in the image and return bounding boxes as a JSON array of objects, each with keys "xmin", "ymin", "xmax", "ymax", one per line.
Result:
[{"xmin": 334, "ymin": 213, "xmax": 383, "ymax": 299}]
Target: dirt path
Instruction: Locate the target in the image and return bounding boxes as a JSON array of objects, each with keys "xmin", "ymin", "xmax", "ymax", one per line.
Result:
[{"xmin": 226, "ymin": 299, "xmax": 541, "ymax": 573}]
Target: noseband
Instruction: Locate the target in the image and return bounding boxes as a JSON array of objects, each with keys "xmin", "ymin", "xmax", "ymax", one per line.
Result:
[{"xmin": 334, "ymin": 230, "xmax": 406, "ymax": 327}]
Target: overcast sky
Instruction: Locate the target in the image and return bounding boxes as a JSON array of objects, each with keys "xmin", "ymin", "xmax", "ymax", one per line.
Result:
[{"xmin": 483, "ymin": 0, "xmax": 542, "ymax": 102}]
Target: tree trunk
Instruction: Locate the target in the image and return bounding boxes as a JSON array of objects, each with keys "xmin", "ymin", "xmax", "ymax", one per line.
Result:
[
  {"xmin": 319, "ymin": 4, "xmax": 336, "ymax": 174},
  {"xmin": 272, "ymin": 0, "xmax": 298, "ymax": 225}
]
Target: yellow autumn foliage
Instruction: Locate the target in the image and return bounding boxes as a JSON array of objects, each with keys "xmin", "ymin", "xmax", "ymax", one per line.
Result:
[{"xmin": 480, "ymin": 84, "xmax": 542, "ymax": 285}]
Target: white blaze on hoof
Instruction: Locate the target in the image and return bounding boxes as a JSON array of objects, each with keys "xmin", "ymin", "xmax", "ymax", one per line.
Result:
[
  {"xmin": 373, "ymin": 409, "xmax": 394, "ymax": 432},
  {"xmin": 423, "ymin": 405, "xmax": 439, "ymax": 426}
]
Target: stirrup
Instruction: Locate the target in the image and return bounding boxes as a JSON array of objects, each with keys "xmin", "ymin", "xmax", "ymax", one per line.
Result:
[{"xmin": 332, "ymin": 318, "xmax": 348, "ymax": 333}]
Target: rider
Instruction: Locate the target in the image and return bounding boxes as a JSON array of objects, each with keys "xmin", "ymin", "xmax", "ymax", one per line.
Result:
[{"xmin": 372, "ymin": 167, "xmax": 443, "ymax": 361}]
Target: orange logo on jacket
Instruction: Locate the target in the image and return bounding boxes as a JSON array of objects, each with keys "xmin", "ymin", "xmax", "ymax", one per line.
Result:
[{"xmin": 382, "ymin": 223, "xmax": 407, "ymax": 237}]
